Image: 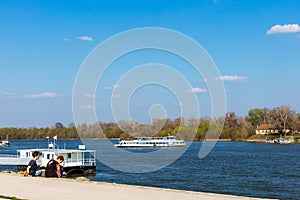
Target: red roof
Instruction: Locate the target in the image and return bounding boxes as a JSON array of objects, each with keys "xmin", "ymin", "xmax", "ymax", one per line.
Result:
[{"xmin": 256, "ymin": 124, "xmax": 277, "ymax": 130}]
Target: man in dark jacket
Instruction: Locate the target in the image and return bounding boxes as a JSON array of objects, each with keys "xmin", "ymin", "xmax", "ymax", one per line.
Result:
[
  {"xmin": 45, "ymin": 156, "xmax": 64, "ymax": 178},
  {"xmin": 26, "ymin": 151, "xmax": 43, "ymax": 176}
]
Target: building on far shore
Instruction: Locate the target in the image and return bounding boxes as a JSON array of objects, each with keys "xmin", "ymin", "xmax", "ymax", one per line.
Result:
[{"xmin": 255, "ymin": 124, "xmax": 279, "ymax": 135}]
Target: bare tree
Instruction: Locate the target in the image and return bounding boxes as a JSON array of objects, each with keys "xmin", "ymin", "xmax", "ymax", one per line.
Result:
[{"xmin": 273, "ymin": 106, "xmax": 295, "ymax": 136}]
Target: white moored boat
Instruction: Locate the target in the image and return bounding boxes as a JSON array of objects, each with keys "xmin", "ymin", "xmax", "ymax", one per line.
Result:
[
  {"xmin": 277, "ymin": 138, "xmax": 293, "ymax": 144},
  {"xmin": 0, "ymin": 136, "xmax": 96, "ymax": 175},
  {"xmin": 0, "ymin": 135, "xmax": 10, "ymax": 146},
  {"xmin": 265, "ymin": 138, "xmax": 293, "ymax": 144},
  {"xmin": 114, "ymin": 135, "xmax": 186, "ymax": 148}
]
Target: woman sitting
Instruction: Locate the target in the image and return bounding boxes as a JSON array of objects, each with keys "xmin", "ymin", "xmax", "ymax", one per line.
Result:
[{"xmin": 45, "ymin": 156, "xmax": 64, "ymax": 178}]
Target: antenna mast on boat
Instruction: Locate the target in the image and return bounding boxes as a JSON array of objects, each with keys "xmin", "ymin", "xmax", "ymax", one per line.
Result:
[{"xmin": 53, "ymin": 135, "xmax": 58, "ymax": 150}]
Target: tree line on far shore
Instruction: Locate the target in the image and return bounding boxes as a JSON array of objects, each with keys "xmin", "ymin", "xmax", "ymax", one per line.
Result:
[{"xmin": 1, "ymin": 105, "xmax": 300, "ymax": 142}]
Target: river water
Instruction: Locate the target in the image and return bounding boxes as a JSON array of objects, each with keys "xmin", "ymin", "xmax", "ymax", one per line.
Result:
[{"xmin": 1, "ymin": 140, "xmax": 299, "ymax": 199}]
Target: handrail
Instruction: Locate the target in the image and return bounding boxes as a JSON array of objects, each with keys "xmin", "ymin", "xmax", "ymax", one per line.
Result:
[
  {"xmin": 64, "ymin": 158, "xmax": 95, "ymax": 162},
  {"xmin": 64, "ymin": 158, "xmax": 95, "ymax": 164}
]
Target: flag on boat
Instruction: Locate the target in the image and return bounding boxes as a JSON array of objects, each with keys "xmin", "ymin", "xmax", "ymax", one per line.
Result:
[{"xmin": 53, "ymin": 135, "xmax": 57, "ymax": 140}]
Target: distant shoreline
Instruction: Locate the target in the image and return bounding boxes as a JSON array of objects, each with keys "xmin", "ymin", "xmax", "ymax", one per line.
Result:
[{"xmin": 2, "ymin": 138, "xmax": 299, "ymax": 145}]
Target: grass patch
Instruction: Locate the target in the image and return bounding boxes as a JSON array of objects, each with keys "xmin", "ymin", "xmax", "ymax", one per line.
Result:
[
  {"xmin": 248, "ymin": 134, "xmax": 266, "ymax": 140},
  {"xmin": 0, "ymin": 195, "xmax": 25, "ymax": 200}
]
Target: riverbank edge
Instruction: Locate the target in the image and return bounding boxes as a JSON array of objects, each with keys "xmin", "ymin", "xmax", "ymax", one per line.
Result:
[
  {"xmin": 0, "ymin": 172, "xmax": 275, "ymax": 200},
  {"xmin": 3, "ymin": 138, "xmax": 299, "ymax": 143}
]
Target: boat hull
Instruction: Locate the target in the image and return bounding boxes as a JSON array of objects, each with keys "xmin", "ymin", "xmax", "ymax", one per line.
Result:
[
  {"xmin": 114, "ymin": 144, "xmax": 186, "ymax": 148},
  {"xmin": 17, "ymin": 165, "xmax": 96, "ymax": 175},
  {"xmin": 1, "ymin": 141, "xmax": 10, "ymax": 147}
]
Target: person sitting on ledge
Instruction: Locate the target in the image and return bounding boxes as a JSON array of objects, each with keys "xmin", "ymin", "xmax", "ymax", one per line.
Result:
[
  {"xmin": 45, "ymin": 156, "xmax": 64, "ymax": 178},
  {"xmin": 26, "ymin": 151, "xmax": 44, "ymax": 177}
]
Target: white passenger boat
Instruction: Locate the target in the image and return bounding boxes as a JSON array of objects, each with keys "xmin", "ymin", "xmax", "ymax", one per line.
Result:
[
  {"xmin": 114, "ymin": 135, "xmax": 186, "ymax": 148},
  {"xmin": 0, "ymin": 137, "xmax": 96, "ymax": 175}
]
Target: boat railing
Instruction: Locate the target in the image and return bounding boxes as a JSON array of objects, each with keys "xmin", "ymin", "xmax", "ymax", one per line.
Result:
[{"xmin": 64, "ymin": 158, "xmax": 96, "ymax": 167}]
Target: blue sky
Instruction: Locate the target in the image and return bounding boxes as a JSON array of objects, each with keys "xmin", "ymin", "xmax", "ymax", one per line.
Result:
[{"xmin": 0, "ymin": 0, "xmax": 300, "ymax": 127}]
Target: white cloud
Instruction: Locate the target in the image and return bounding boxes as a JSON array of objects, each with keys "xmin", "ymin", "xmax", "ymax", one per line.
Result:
[
  {"xmin": 23, "ymin": 92, "xmax": 59, "ymax": 99},
  {"xmin": 63, "ymin": 38, "xmax": 70, "ymax": 41},
  {"xmin": 4, "ymin": 92, "xmax": 59, "ymax": 99},
  {"xmin": 80, "ymin": 105, "xmax": 94, "ymax": 109},
  {"xmin": 191, "ymin": 87, "xmax": 207, "ymax": 93},
  {"xmin": 3, "ymin": 93, "xmax": 17, "ymax": 98},
  {"xmin": 83, "ymin": 94, "xmax": 98, "ymax": 98},
  {"xmin": 114, "ymin": 84, "xmax": 122, "ymax": 89},
  {"xmin": 267, "ymin": 24, "xmax": 300, "ymax": 35},
  {"xmin": 112, "ymin": 94, "xmax": 122, "ymax": 99},
  {"xmin": 103, "ymin": 86, "xmax": 112, "ymax": 90},
  {"xmin": 103, "ymin": 85, "xmax": 122, "ymax": 90},
  {"xmin": 215, "ymin": 75, "xmax": 247, "ymax": 81},
  {"xmin": 76, "ymin": 36, "xmax": 93, "ymax": 41}
]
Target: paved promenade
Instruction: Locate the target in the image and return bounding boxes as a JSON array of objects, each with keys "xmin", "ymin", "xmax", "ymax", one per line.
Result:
[{"xmin": 0, "ymin": 173, "xmax": 274, "ymax": 200}]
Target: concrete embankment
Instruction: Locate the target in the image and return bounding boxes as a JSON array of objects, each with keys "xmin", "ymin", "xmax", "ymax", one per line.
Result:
[{"xmin": 0, "ymin": 172, "xmax": 275, "ymax": 200}]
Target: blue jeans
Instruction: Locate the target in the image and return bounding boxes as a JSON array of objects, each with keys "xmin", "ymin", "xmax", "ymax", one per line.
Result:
[{"xmin": 34, "ymin": 169, "xmax": 44, "ymax": 176}]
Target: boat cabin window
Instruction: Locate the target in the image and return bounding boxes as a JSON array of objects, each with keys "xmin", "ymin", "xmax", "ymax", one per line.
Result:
[
  {"xmin": 68, "ymin": 153, "xmax": 71, "ymax": 159},
  {"xmin": 47, "ymin": 154, "xmax": 50, "ymax": 159}
]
